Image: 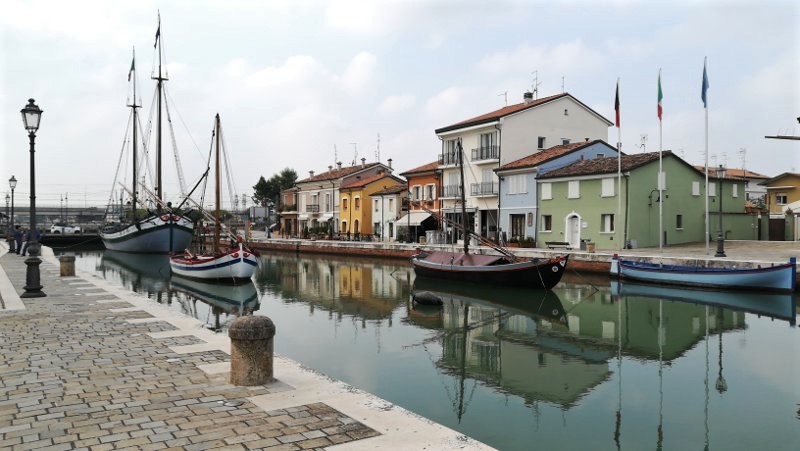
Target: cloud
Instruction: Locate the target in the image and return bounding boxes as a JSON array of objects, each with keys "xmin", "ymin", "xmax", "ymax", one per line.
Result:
[
  {"xmin": 340, "ymin": 52, "xmax": 377, "ymax": 94},
  {"xmin": 378, "ymin": 94, "xmax": 416, "ymax": 115},
  {"xmin": 739, "ymin": 54, "xmax": 798, "ymax": 102},
  {"xmin": 477, "ymin": 39, "xmax": 605, "ymax": 75},
  {"xmin": 242, "ymin": 55, "xmax": 324, "ymax": 90},
  {"xmin": 424, "ymin": 86, "xmax": 468, "ymax": 122}
]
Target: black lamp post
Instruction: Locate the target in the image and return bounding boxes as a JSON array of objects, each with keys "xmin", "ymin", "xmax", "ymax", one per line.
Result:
[
  {"xmin": 9, "ymin": 176, "xmax": 16, "ymax": 253},
  {"xmin": 715, "ymin": 164, "xmax": 726, "ymax": 258},
  {"xmin": 20, "ymin": 98, "xmax": 45, "ymax": 298}
]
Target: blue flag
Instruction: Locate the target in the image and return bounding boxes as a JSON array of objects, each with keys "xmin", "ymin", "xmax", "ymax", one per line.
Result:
[{"xmin": 701, "ymin": 58, "xmax": 709, "ymax": 108}]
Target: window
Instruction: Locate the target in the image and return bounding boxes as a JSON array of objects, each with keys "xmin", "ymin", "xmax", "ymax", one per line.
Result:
[
  {"xmin": 388, "ymin": 198, "xmax": 394, "ymax": 211},
  {"xmin": 541, "ymin": 182, "xmax": 552, "ymax": 200},
  {"xmin": 596, "ymin": 153, "xmax": 605, "ymax": 159},
  {"xmin": 562, "ymin": 138, "xmax": 570, "ymax": 145},
  {"xmin": 676, "ymin": 214, "xmax": 683, "ymax": 229},
  {"xmin": 709, "ymin": 182, "xmax": 717, "ymax": 197},
  {"xmin": 374, "ymin": 199, "xmax": 379, "ymax": 212},
  {"xmin": 508, "ymin": 174, "xmax": 527, "ymax": 194},
  {"xmin": 541, "ymin": 215, "xmax": 552, "ymax": 231},
  {"xmin": 776, "ymin": 193, "xmax": 788, "ymax": 205},
  {"xmin": 601, "ymin": 178, "xmax": 615, "ymax": 197},
  {"xmin": 568, "ymin": 181, "xmax": 580, "ymax": 199},
  {"xmin": 412, "ymin": 185, "xmax": 421, "ymax": 200},
  {"xmin": 537, "ymin": 136, "xmax": 546, "ymax": 149},
  {"xmin": 325, "ymin": 193, "xmax": 331, "ymax": 211},
  {"xmin": 601, "ymin": 214, "xmax": 615, "ymax": 233},
  {"xmin": 425, "ymin": 184, "xmax": 435, "ymax": 201},
  {"xmin": 732, "ymin": 184, "xmax": 738, "ymax": 198},
  {"xmin": 480, "ymin": 132, "xmax": 496, "ymax": 149},
  {"xmin": 343, "ymin": 198, "xmax": 348, "ymax": 210},
  {"xmin": 692, "ymin": 181, "xmax": 700, "ymax": 196},
  {"xmin": 354, "ymin": 197, "xmax": 360, "ymax": 210},
  {"xmin": 510, "ymin": 214, "xmax": 525, "ymax": 238},
  {"xmin": 444, "ymin": 139, "xmax": 459, "ymax": 165}
]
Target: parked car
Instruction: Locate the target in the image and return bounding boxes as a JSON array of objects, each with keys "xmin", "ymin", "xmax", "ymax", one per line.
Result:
[{"xmin": 50, "ymin": 223, "xmax": 81, "ymax": 234}]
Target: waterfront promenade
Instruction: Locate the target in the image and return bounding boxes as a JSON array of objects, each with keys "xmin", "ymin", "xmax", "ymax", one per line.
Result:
[{"xmin": 0, "ymin": 244, "xmax": 491, "ymax": 450}]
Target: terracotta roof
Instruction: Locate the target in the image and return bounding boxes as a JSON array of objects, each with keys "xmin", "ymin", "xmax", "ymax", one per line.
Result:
[
  {"xmin": 434, "ymin": 92, "xmax": 612, "ymax": 134},
  {"xmin": 692, "ymin": 166, "xmax": 769, "ymax": 180},
  {"xmin": 372, "ymin": 184, "xmax": 407, "ymax": 196},
  {"xmin": 400, "ymin": 161, "xmax": 439, "ymax": 176},
  {"xmin": 296, "ymin": 162, "xmax": 383, "ymax": 183},
  {"xmin": 340, "ymin": 172, "xmax": 403, "ymax": 190},
  {"xmin": 497, "ymin": 140, "xmax": 616, "ymax": 172},
  {"xmin": 538, "ymin": 152, "xmax": 670, "ymax": 179}
]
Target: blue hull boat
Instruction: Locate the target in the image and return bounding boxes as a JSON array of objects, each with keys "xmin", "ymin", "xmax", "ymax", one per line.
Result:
[{"xmin": 610, "ymin": 255, "xmax": 796, "ymax": 293}]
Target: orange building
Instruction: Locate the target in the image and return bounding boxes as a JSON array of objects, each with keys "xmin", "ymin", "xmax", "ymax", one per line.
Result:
[
  {"xmin": 339, "ymin": 170, "xmax": 405, "ymax": 238},
  {"xmin": 398, "ymin": 161, "xmax": 442, "ymax": 239}
]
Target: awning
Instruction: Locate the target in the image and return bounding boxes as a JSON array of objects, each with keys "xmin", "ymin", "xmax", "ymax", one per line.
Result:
[
  {"xmin": 392, "ymin": 212, "xmax": 431, "ymax": 227},
  {"xmin": 319, "ymin": 213, "xmax": 334, "ymax": 221},
  {"xmin": 298, "ymin": 214, "xmax": 309, "ymax": 220}
]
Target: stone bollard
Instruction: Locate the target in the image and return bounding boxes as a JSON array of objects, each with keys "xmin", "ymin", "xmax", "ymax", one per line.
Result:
[
  {"xmin": 228, "ymin": 315, "xmax": 276, "ymax": 386},
  {"xmin": 59, "ymin": 255, "xmax": 76, "ymax": 277}
]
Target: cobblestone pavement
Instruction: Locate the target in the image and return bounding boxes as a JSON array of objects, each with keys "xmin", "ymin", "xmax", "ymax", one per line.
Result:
[{"xmin": 0, "ymin": 252, "xmax": 380, "ymax": 450}]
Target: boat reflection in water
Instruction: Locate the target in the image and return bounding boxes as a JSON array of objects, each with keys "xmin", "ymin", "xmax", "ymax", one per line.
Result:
[
  {"xmin": 170, "ymin": 276, "xmax": 259, "ymax": 331},
  {"xmin": 99, "ymin": 250, "xmax": 260, "ymax": 330},
  {"xmin": 611, "ymin": 279, "xmax": 796, "ymax": 325}
]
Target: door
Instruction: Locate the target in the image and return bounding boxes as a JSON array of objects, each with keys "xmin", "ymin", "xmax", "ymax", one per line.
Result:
[
  {"xmin": 510, "ymin": 214, "xmax": 525, "ymax": 239},
  {"xmin": 769, "ymin": 218, "xmax": 785, "ymax": 241},
  {"xmin": 566, "ymin": 214, "xmax": 580, "ymax": 248}
]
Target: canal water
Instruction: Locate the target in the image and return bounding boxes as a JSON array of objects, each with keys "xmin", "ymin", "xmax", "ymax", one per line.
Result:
[{"xmin": 69, "ymin": 250, "xmax": 799, "ymax": 451}]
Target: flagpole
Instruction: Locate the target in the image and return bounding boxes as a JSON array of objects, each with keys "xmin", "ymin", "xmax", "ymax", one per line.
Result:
[
  {"xmin": 658, "ymin": 69, "xmax": 663, "ymax": 253},
  {"xmin": 703, "ymin": 57, "xmax": 710, "ymax": 255},
  {"xmin": 616, "ymin": 78, "xmax": 622, "ymax": 251}
]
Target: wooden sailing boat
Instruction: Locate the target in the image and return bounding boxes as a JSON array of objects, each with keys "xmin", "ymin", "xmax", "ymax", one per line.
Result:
[
  {"xmin": 100, "ymin": 18, "xmax": 194, "ymax": 253},
  {"xmin": 169, "ymin": 114, "xmax": 257, "ymax": 283},
  {"xmin": 410, "ymin": 138, "xmax": 568, "ymax": 289}
]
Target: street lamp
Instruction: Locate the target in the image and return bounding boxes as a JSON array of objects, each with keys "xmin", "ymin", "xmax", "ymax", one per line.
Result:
[
  {"xmin": 20, "ymin": 98, "xmax": 45, "ymax": 298},
  {"xmin": 715, "ymin": 164, "xmax": 726, "ymax": 258},
  {"xmin": 9, "ymin": 176, "xmax": 16, "ymax": 253}
]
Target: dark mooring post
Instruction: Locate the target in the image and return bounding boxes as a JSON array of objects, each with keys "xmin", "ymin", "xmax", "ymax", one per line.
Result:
[{"xmin": 228, "ymin": 315, "xmax": 276, "ymax": 385}]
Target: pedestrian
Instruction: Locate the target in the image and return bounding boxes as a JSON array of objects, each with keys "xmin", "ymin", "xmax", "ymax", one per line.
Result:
[
  {"xmin": 14, "ymin": 225, "xmax": 22, "ymax": 254},
  {"xmin": 20, "ymin": 228, "xmax": 30, "ymax": 256}
]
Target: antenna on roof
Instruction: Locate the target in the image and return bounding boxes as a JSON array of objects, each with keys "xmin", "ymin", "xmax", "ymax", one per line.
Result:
[
  {"xmin": 561, "ymin": 76, "xmax": 565, "ymax": 93},
  {"xmin": 738, "ymin": 148, "xmax": 746, "ymax": 174},
  {"xmin": 530, "ymin": 70, "xmax": 542, "ymax": 99},
  {"xmin": 376, "ymin": 133, "xmax": 380, "ymax": 162},
  {"xmin": 333, "ymin": 144, "xmax": 338, "ymax": 166},
  {"xmin": 350, "ymin": 142, "xmax": 358, "ymax": 166},
  {"xmin": 637, "ymin": 134, "xmax": 648, "ymax": 153},
  {"xmin": 498, "ymin": 90, "xmax": 508, "ymax": 106}
]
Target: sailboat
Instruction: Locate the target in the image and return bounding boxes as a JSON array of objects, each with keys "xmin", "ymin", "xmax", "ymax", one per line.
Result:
[
  {"xmin": 169, "ymin": 114, "xmax": 257, "ymax": 283},
  {"xmin": 410, "ymin": 138, "xmax": 568, "ymax": 289},
  {"xmin": 100, "ymin": 19, "xmax": 195, "ymax": 253}
]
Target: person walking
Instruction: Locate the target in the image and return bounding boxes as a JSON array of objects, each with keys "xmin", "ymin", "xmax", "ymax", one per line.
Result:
[{"xmin": 14, "ymin": 225, "xmax": 22, "ymax": 254}]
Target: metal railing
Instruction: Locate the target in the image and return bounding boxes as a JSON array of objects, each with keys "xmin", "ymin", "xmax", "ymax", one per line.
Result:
[
  {"xmin": 470, "ymin": 182, "xmax": 498, "ymax": 196},
  {"xmin": 442, "ymin": 185, "xmax": 463, "ymax": 198},
  {"xmin": 305, "ymin": 204, "xmax": 320, "ymax": 213},
  {"xmin": 439, "ymin": 150, "xmax": 459, "ymax": 166},
  {"xmin": 471, "ymin": 145, "xmax": 498, "ymax": 161}
]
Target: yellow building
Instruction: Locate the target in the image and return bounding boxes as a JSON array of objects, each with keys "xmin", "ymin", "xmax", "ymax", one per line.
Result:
[
  {"xmin": 339, "ymin": 170, "xmax": 404, "ymax": 238},
  {"xmin": 762, "ymin": 172, "xmax": 800, "ymax": 215}
]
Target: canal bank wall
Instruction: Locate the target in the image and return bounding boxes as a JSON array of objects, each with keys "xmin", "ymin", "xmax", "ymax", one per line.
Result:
[{"xmin": 249, "ymin": 236, "xmax": 800, "ymax": 286}]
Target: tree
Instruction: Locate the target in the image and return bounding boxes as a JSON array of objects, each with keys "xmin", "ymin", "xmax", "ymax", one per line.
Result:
[{"xmin": 252, "ymin": 168, "xmax": 298, "ymax": 207}]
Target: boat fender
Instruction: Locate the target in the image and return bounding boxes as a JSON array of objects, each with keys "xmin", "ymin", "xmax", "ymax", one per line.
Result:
[
  {"xmin": 232, "ymin": 252, "xmax": 239, "ymax": 258},
  {"xmin": 413, "ymin": 291, "xmax": 443, "ymax": 306},
  {"xmin": 161, "ymin": 214, "xmax": 170, "ymax": 222},
  {"xmin": 172, "ymin": 214, "xmax": 181, "ymax": 221},
  {"xmin": 552, "ymin": 266, "xmax": 559, "ymax": 272}
]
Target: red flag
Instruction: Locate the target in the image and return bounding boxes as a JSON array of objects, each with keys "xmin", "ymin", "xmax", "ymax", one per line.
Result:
[{"xmin": 614, "ymin": 80, "xmax": 620, "ymax": 128}]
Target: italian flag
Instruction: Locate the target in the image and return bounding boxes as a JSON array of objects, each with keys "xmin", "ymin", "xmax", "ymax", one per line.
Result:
[{"xmin": 657, "ymin": 70, "xmax": 663, "ymax": 121}]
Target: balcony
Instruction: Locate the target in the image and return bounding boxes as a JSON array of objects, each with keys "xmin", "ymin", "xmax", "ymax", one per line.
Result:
[
  {"xmin": 470, "ymin": 182, "xmax": 498, "ymax": 196},
  {"xmin": 438, "ymin": 150, "xmax": 460, "ymax": 166},
  {"xmin": 471, "ymin": 145, "xmax": 498, "ymax": 162},
  {"xmin": 441, "ymin": 185, "xmax": 463, "ymax": 198},
  {"xmin": 305, "ymin": 204, "xmax": 320, "ymax": 213}
]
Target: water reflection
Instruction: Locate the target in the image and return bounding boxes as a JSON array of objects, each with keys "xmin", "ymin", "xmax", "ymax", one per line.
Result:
[
  {"xmin": 77, "ymin": 250, "xmax": 797, "ymax": 451},
  {"xmin": 98, "ymin": 250, "xmax": 259, "ymax": 330}
]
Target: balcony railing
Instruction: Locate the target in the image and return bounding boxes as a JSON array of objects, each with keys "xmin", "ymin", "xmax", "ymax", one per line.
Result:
[
  {"xmin": 471, "ymin": 145, "xmax": 499, "ymax": 161},
  {"xmin": 442, "ymin": 185, "xmax": 463, "ymax": 198},
  {"xmin": 439, "ymin": 150, "xmax": 460, "ymax": 166},
  {"xmin": 305, "ymin": 204, "xmax": 320, "ymax": 213},
  {"xmin": 470, "ymin": 182, "xmax": 498, "ymax": 196}
]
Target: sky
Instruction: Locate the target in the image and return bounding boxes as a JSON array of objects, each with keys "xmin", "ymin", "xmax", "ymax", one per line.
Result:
[{"xmin": 1, "ymin": 0, "xmax": 798, "ymax": 210}]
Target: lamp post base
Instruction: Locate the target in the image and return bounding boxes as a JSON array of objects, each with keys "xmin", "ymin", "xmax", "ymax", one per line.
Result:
[
  {"xmin": 714, "ymin": 235, "xmax": 726, "ymax": 258},
  {"xmin": 21, "ymin": 242, "xmax": 46, "ymax": 298}
]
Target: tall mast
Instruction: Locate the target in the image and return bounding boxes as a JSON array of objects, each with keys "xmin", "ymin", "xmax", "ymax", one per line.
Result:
[
  {"xmin": 128, "ymin": 49, "xmax": 139, "ymax": 219},
  {"xmin": 457, "ymin": 139, "xmax": 469, "ymax": 255},
  {"xmin": 214, "ymin": 114, "xmax": 221, "ymax": 253},
  {"xmin": 153, "ymin": 12, "xmax": 165, "ymax": 202}
]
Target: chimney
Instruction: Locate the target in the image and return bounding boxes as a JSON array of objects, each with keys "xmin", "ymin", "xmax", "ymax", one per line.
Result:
[
  {"xmin": 387, "ymin": 158, "xmax": 393, "ymax": 169},
  {"xmin": 309, "ymin": 170, "xmax": 315, "ymax": 177},
  {"xmin": 328, "ymin": 165, "xmax": 333, "ymax": 172},
  {"xmin": 337, "ymin": 161, "xmax": 342, "ymax": 169},
  {"xmin": 585, "ymin": 137, "xmax": 589, "ymax": 142},
  {"xmin": 523, "ymin": 91, "xmax": 533, "ymax": 104},
  {"xmin": 361, "ymin": 157, "xmax": 366, "ymax": 167}
]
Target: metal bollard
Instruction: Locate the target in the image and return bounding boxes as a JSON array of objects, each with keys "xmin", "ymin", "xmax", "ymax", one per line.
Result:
[
  {"xmin": 228, "ymin": 315, "xmax": 276, "ymax": 386},
  {"xmin": 58, "ymin": 255, "xmax": 76, "ymax": 277}
]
